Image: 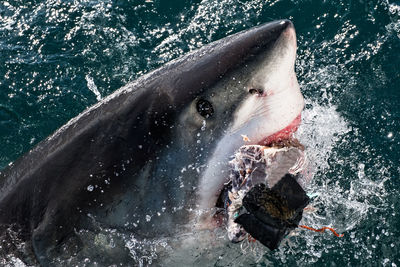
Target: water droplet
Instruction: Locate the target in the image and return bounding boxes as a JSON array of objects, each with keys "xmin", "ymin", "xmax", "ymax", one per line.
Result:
[
  {"xmin": 87, "ymin": 185, "xmax": 94, "ymax": 191},
  {"xmin": 201, "ymin": 120, "xmax": 206, "ymax": 131},
  {"xmin": 146, "ymin": 215, "xmax": 151, "ymax": 222}
]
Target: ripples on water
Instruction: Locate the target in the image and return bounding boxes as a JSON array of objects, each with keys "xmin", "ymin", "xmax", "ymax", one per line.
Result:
[{"xmin": 1, "ymin": 0, "xmax": 399, "ymax": 266}]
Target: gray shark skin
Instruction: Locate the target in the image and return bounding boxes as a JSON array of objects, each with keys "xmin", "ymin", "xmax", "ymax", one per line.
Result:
[{"xmin": 0, "ymin": 20, "xmax": 304, "ymax": 265}]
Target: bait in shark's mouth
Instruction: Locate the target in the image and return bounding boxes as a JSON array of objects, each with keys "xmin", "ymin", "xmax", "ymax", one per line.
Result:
[{"xmin": 219, "ymin": 142, "xmax": 310, "ymax": 250}]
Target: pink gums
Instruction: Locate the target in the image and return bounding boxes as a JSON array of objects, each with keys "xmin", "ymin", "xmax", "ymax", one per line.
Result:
[{"xmin": 259, "ymin": 114, "xmax": 302, "ymax": 145}]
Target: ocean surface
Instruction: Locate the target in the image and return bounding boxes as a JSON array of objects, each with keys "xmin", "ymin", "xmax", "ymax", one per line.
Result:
[{"xmin": 0, "ymin": 0, "xmax": 399, "ymax": 266}]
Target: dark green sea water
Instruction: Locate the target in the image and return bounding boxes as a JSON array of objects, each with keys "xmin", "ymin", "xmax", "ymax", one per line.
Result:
[{"xmin": 1, "ymin": 0, "xmax": 399, "ymax": 266}]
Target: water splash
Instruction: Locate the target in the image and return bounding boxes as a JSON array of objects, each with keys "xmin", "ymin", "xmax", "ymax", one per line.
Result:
[
  {"xmin": 1, "ymin": 0, "xmax": 398, "ymax": 265},
  {"xmin": 85, "ymin": 75, "xmax": 102, "ymax": 101}
]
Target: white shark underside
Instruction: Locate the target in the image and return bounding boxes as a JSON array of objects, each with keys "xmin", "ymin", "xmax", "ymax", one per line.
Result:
[{"xmin": 0, "ymin": 20, "xmax": 303, "ymax": 266}]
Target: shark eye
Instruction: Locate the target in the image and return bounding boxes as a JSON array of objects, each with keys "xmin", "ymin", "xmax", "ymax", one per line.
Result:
[
  {"xmin": 196, "ymin": 99, "xmax": 214, "ymax": 118},
  {"xmin": 248, "ymin": 88, "xmax": 264, "ymax": 95}
]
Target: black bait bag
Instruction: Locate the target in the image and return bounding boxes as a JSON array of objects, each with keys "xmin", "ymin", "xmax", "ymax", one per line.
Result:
[
  {"xmin": 221, "ymin": 144, "xmax": 310, "ymax": 249},
  {"xmin": 234, "ymin": 173, "xmax": 310, "ymax": 250}
]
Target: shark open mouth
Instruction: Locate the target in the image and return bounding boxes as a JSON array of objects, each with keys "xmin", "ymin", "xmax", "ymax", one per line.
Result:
[
  {"xmin": 258, "ymin": 114, "xmax": 302, "ymax": 146},
  {"xmin": 217, "ymin": 141, "xmax": 310, "ymax": 250}
]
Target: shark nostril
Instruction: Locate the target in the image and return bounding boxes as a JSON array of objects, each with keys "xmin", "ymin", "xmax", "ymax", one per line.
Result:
[{"xmin": 248, "ymin": 88, "xmax": 264, "ymax": 95}]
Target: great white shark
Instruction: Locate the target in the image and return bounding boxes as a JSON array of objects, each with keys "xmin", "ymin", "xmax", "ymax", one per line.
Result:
[{"xmin": 0, "ymin": 20, "xmax": 304, "ymax": 265}]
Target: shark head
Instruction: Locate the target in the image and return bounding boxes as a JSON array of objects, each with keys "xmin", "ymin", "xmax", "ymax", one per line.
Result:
[
  {"xmin": 160, "ymin": 18, "xmax": 305, "ymax": 255},
  {"xmin": 166, "ymin": 20, "xmax": 304, "ymax": 213}
]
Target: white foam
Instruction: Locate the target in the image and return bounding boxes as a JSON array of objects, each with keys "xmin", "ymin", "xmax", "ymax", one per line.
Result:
[{"xmin": 85, "ymin": 75, "xmax": 102, "ymax": 101}]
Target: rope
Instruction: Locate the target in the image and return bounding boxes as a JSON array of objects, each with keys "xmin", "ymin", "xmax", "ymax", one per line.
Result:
[{"xmin": 299, "ymin": 225, "xmax": 344, "ymax": 237}]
